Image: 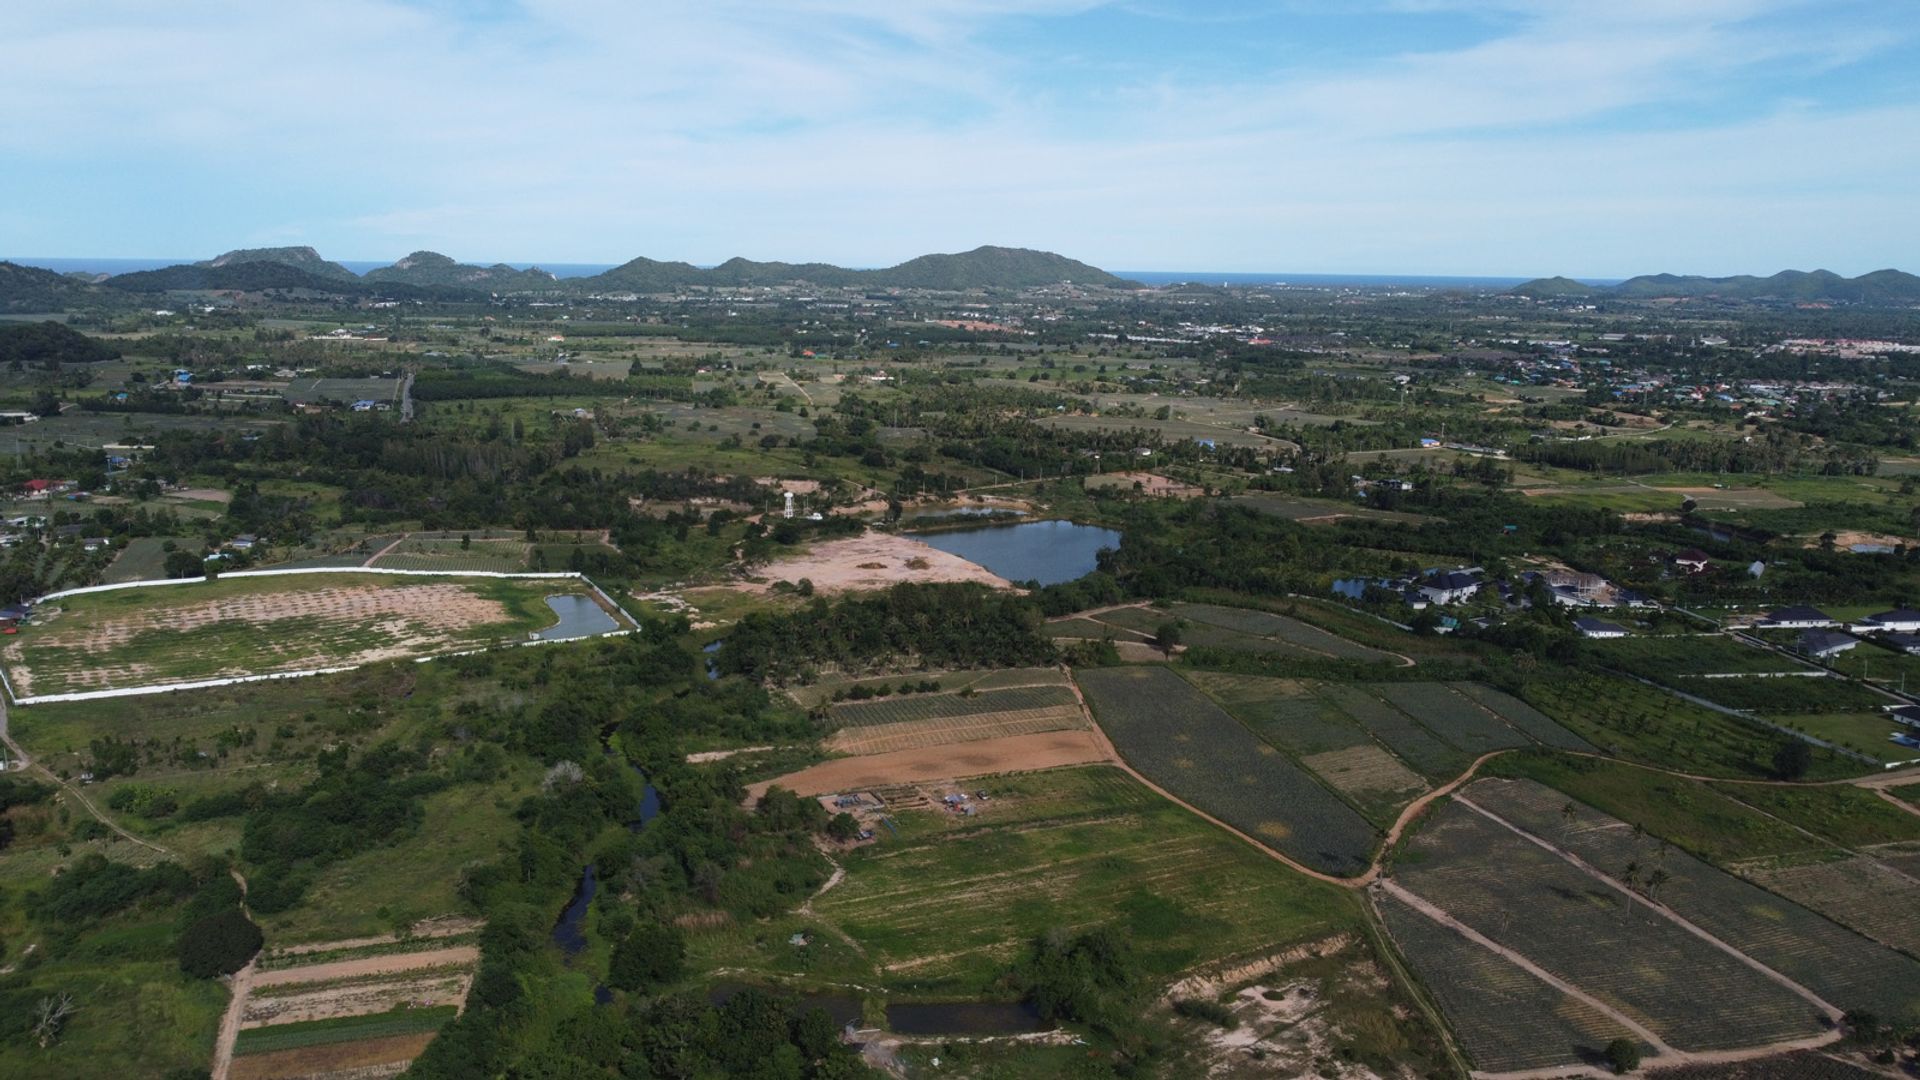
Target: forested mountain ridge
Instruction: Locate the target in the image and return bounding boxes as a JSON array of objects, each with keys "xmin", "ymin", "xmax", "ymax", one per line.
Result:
[
  {"xmin": 197, "ymin": 246, "xmax": 359, "ymax": 281},
  {"xmin": 0, "ymin": 261, "xmax": 92, "ymax": 313},
  {"xmin": 362, "ymin": 251, "xmax": 562, "ymax": 290},
  {"xmin": 1515, "ymin": 268, "xmax": 1920, "ymax": 303}
]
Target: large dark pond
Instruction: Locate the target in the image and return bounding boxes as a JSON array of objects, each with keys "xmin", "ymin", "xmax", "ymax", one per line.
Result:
[
  {"xmin": 884, "ymin": 1000, "xmax": 1051, "ymax": 1035},
  {"xmin": 908, "ymin": 520, "xmax": 1121, "ymax": 586}
]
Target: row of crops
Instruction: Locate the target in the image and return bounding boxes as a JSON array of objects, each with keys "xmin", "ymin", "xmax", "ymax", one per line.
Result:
[
  {"xmin": 1076, "ymin": 666, "xmax": 1380, "ymax": 876},
  {"xmin": 1072, "ymin": 602, "xmax": 1391, "ymax": 662},
  {"xmin": 1462, "ymin": 778, "xmax": 1920, "ymax": 1025},
  {"xmin": 828, "ymin": 684, "xmax": 1079, "ymax": 728},
  {"xmin": 1391, "ymin": 801, "xmax": 1824, "ymax": 1052}
]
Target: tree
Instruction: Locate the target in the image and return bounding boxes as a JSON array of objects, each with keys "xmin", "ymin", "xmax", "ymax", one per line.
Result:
[
  {"xmin": 1152, "ymin": 620, "xmax": 1182, "ymax": 659},
  {"xmin": 1772, "ymin": 739, "xmax": 1813, "ymax": 780},
  {"xmin": 178, "ymin": 908, "xmax": 262, "ymax": 978},
  {"xmin": 32, "ymin": 993, "xmax": 76, "ymax": 1048},
  {"xmin": 607, "ymin": 921, "xmax": 686, "ymax": 992},
  {"xmin": 1603, "ymin": 1037, "xmax": 1640, "ymax": 1074},
  {"xmin": 826, "ymin": 812, "xmax": 860, "ymax": 842},
  {"xmin": 164, "ymin": 550, "xmax": 204, "ymax": 578}
]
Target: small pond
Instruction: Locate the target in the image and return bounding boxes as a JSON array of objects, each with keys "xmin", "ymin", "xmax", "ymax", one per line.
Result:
[
  {"xmin": 537, "ymin": 594, "xmax": 619, "ymax": 641},
  {"xmin": 884, "ymin": 1001, "xmax": 1051, "ymax": 1036},
  {"xmin": 908, "ymin": 519, "xmax": 1121, "ymax": 587},
  {"xmin": 702, "ymin": 639, "xmax": 724, "ymax": 681}
]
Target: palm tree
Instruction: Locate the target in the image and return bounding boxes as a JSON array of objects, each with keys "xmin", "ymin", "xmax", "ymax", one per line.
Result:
[
  {"xmin": 1560, "ymin": 801, "xmax": 1577, "ymax": 839},
  {"xmin": 1620, "ymin": 861, "xmax": 1643, "ymax": 921}
]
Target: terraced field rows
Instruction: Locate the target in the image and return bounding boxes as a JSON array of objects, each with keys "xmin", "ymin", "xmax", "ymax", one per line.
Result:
[
  {"xmin": 1376, "ymin": 888, "xmax": 1647, "ymax": 1073},
  {"xmin": 1316, "ymin": 684, "xmax": 1469, "ymax": 778},
  {"xmin": 829, "ymin": 684, "xmax": 1078, "ymax": 727},
  {"xmin": 1464, "ymin": 778, "xmax": 1920, "ymax": 1024},
  {"xmin": 826, "ymin": 705, "xmax": 1086, "ymax": 755},
  {"xmin": 1077, "ymin": 666, "xmax": 1379, "ymax": 876},
  {"xmin": 1746, "ymin": 854, "xmax": 1920, "ymax": 956},
  {"xmin": 1450, "ymin": 683, "xmax": 1595, "ymax": 751},
  {"xmin": 1393, "ymin": 803, "xmax": 1824, "ymax": 1051},
  {"xmin": 1371, "ymin": 682, "xmax": 1530, "ymax": 755}
]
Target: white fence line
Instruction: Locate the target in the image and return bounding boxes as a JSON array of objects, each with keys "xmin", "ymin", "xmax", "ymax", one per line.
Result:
[
  {"xmin": 32, "ymin": 565, "xmax": 584, "ymax": 605},
  {"xmin": 10, "ymin": 567, "xmax": 641, "ymax": 706}
]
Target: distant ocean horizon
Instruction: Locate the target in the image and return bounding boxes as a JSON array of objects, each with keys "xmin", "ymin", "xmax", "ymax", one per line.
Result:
[{"xmin": 5, "ymin": 256, "xmax": 1619, "ymax": 289}]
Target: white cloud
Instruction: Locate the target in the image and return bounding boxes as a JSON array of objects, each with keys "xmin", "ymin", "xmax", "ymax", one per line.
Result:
[{"xmin": 0, "ymin": 0, "xmax": 1913, "ymax": 272}]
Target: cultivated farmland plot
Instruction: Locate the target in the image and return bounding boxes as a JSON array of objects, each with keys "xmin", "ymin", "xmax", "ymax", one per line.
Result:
[
  {"xmin": 1315, "ymin": 684, "xmax": 1470, "ymax": 779},
  {"xmin": 1370, "ymin": 682, "xmax": 1531, "ymax": 756},
  {"xmin": 825, "ymin": 685, "xmax": 1087, "ymax": 755},
  {"xmin": 1375, "ymin": 888, "xmax": 1648, "ymax": 1074},
  {"xmin": 373, "ymin": 537, "xmax": 530, "ymax": 573},
  {"xmin": 1449, "ymin": 682, "xmax": 1595, "ymax": 751},
  {"xmin": 3, "ymin": 573, "xmax": 609, "ymax": 698},
  {"xmin": 1746, "ymin": 853, "xmax": 1920, "ymax": 957},
  {"xmin": 1392, "ymin": 803, "xmax": 1824, "ymax": 1051},
  {"xmin": 1076, "ymin": 666, "xmax": 1378, "ymax": 876},
  {"xmin": 1169, "ymin": 602, "xmax": 1389, "ymax": 661},
  {"xmin": 829, "ymin": 685, "xmax": 1078, "ymax": 727},
  {"xmin": 1462, "ymin": 778, "xmax": 1920, "ymax": 1025}
]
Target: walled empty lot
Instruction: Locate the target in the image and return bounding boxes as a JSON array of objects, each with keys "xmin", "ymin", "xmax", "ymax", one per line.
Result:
[{"xmin": 3, "ymin": 572, "xmax": 605, "ymax": 698}]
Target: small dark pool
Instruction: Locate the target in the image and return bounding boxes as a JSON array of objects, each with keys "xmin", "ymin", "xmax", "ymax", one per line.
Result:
[
  {"xmin": 550, "ymin": 864, "xmax": 597, "ymax": 957},
  {"xmin": 884, "ymin": 1001, "xmax": 1051, "ymax": 1036},
  {"xmin": 702, "ymin": 639, "xmax": 723, "ymax": 681},
  {"xmin": 708, "ymin": 982, "xmax": 864, "ymax": 1029}
]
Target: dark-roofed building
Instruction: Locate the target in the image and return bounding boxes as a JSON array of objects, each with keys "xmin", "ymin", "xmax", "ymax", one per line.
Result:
[
  {"xmin": 1574, "ymin": 617, "xmax": 1629, "ymax": 639},
  {"xmin": 1419, "ymin": 569, "xmax": 1482, "ymax": 605},
  {"xmin": 1881, "ymin": 632, "xmax": 1920, "ymax": 655},
  {"xmin": 1758, "ymin": 605, "xmax": 1836, "ymax": 629},
  {"xmin": 1672, "ymin": 549, "xmax": 1712, "ymax": 574},
  {"xmin": 1797, "ymin": 628, "xmax": 1857, "ymax": 659}
]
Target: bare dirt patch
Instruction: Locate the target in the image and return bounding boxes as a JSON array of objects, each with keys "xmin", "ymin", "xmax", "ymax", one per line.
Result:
[
  {"xmin": 1085, "ymin": 472, "xmax": 1205, "ymax": 498},
  {"xmin": 251, "ymin": 946, "xmax": 480, "ymax": 990},
  {"xmin": 825, "ymin": 705, "xmax": 1088, "ymax": 756},
  {"xmin": 746, "ymin": 532, "xmax": 1014, "ymax": 594},
  {"xmin": 748, "ymin": 729, "xmax": 1112, "ymax": 797}
]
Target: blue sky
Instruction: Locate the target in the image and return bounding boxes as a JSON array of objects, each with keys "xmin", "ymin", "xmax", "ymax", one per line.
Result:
[{"xmin": 2, "ymin": 0, "xmax": 1916, "ymax": 276}]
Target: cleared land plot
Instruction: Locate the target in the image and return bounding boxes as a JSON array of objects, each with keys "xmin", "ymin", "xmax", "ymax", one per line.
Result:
[
  {"xmin": 1227, "ymin": 493, "xmax": 1431, "ymax": 524},
  {"xmin": 230, "ymin": 1032, "xmax": 438, "ymax": 1080},
  {"xmin": 100, "ymin": 536, "xmax": 202, "ymax": 584},
  {"xmin": 1463, "ymin": 778, "xmax": 1920, "ymax": 1025},
  {"xmin": 1376, "ymin": 888, "xmax": 1646, "ymax": 1074},
  {"xmin": 748, "ymin": 729, "xmax": 1110, "ymax": 798},
  {"xmin": 809, "ymin": 765, "xmax": 1353, "ymax": 989},
  {"xmin": 1370, "ymin": 682, "xmax": 1531, "ymax": 756},
  {"xmin": 281, "ymin": 376, "xmax": 401, "ymax": 405},
  {"xmin": 1393, "ymin": 802, "xmax": 1824, "ymax": 1051},
  {"xmin": 3, "ymin": 573, "xmax": 603, "ymax": 698},
  {"xmin": 1746, "ymin": 854, "xmax": 1920, "ymax": 956},
  {"xmin": 1077, "ymin": 666, "xmax": 1379, "ymax": 877},
  {"xmin": 1047, "ymin": 616, "xmax": 1137, "ymax": 640}
]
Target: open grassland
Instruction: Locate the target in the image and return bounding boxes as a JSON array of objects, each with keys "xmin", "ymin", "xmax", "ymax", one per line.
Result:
[
  {"xmin": 0, "ymin": 956, "xmax": 227, "ymax": 1080},
  {"xmin": 3, "ymin": 572, "xmax": 601, "ymax": 697},
  {"xmin": 1376, "ymin": 889, "xmax": 1648, "ymax": 1074},
  {"xmin": 803, "ymin": 765, "xmax": 1358, "ymax": 992},
  {"xmin": 1679, "ymin": 675, "xmax": 1892, "ymax": 717},
  {"xmin": 1463, "ymin": 777, "xmax": 1920, "ymax": 1025},
  {"xmin": 1227, "ymin": 493, "xmax": 1433, "ymax": 525},
  {"xmin": 1077, "ymin": 666, "xmax": 1379, "ymax": 876},
  {"xmin": 1747, "ymin": 854, "xmax": 1920, "ymax": 956},
  {"xmin": 1711, "ymin": 782, "xmax": 1920, "ymax": 849},
  {"xmin": 371, "ymin": 536, "xmax": 530, "ymax": 572},
  {"xmin": 1392, "ymin": 802, "xmax": 1825, "ymax": 1052},
  {"xmin": 828, "ymin": 684, "xmax": 1078, "ymax": 727},
  {"xmin": 100, "ymin": 535, "xmax": 202, "ymax": 584}
]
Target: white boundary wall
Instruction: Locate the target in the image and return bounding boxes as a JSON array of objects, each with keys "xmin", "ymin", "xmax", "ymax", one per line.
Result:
[{"xmin": 10, "ymin": 566, "xmax": 637, "ymax": 706}]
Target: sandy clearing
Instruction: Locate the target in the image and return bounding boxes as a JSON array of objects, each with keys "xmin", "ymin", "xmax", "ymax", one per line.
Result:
[
  {"xmin": 252, "ymin": 946, "xmax": 480, "ymax": 989},
  {"xmin": 243, "ymin": 972, "xmax": 472, "ymax": 1027},
  {"xmin": 746, "ymin": 532, "xmax": 1014, "ymax": 594},
  {"xmin": 169, "ymin": 487, "xmax": 234, "ymax": 504},
  {"xmin": 1084, "ymin": 472, "xmax": 1204, "ymax": 498},
  {"xmin": 748, "ymin": 729, "xmax": 1112, "ymax": 798},
  {"xmin": 825, "ymin": 706, "xmax": 1087, "ymax": 756}
]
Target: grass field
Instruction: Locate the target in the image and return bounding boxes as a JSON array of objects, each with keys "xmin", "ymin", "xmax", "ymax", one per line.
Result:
[
  {"xmin": 371, "ymin": 536, "xmax": 530, "ymax": 572},
  {"xmin": 1463, "ymin": 777, "xmax": 1920, "ymax": 1024},
  {"xmin": 1392, "ymin": 800, "xmax": 1826, "ymax": 1051},
  {"xmin": 825, "ymin": 684, "xmax": 1087, "ymax": 755},
  {"xmin": 4, "ymin": 572, "xmax": 608, "ymax": 697},
  {"xmin": 1376, "ymin": 889, "xmax": 1648, "ymax": 1074},
  {"xmin": 100, "ymin": 535, "xmax": 202, "ymax": 584},
  {"xmin": 1588, "ymin": 635, "xmax": 1807, "ymax": 679},
  {"xmin": 792, "ymin": 765, "xmax": 1360, "ymax": 992},
  {"xmin": 1077, "ymin": 666, "xmax": 1379, "ymax": 876}
]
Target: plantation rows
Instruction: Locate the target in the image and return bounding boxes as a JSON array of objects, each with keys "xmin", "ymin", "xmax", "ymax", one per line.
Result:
[
  {"xmin": 829, "ymin": 684, "xmax": 1078, "ymax": 728},
  {"xmin": 1589, "ymin": 635, "xmax": 1804, "ymax": 680},
  {"xmin": 1394, "ymin": 804, "xmax": 1822, "ymax": 1051},
  {"xmin": 1077, "ymin": 666, "xmax": 1379, "ymax": 876},
  {"xmin": 1376, "ymin": 888, "xmax": 1646, "ymax": 1074},
  {"xmin": 1465, "ymin": 778, "xmax": 1920, "ymax": 1024},
  {"xmin": 1169, "ymin": 602, "xmax": 1388, "ymax": 660},
  {"xmin": 1750, "ymin": 854, "xmax": 1920, "ymax": 957}
]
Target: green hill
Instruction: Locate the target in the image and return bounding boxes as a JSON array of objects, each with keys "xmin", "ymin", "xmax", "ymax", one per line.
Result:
[
  {"xmin": 0, "ymin": 261, "xmax": 93, "ymax": 313},
  {"xmin": 0, "ymin": 320, "xmax": 121, "ymax": 366},
  {"xmin": 1512, "ymin": 275, "xmax": 1601, "ymax": 298},
  {"xmin": 579, "ymin": 245, "xmax": 1134, "ymax": 292},
  {"xmin": 197, "ymin": 246, "xmax": 359, "ymax": 281},
  {"xmin": 1517, "ymin": 268, "xmax": 1920, "ymax": 304},
  {"xmin": 364, "ymin": 251, "xmax": 562, "ymax": 290}
]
